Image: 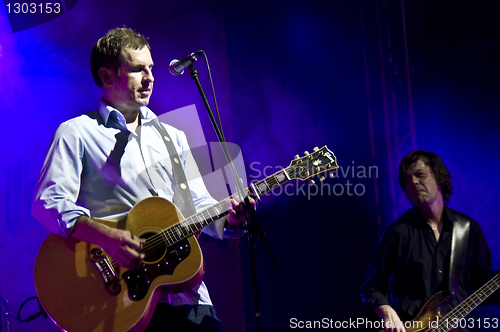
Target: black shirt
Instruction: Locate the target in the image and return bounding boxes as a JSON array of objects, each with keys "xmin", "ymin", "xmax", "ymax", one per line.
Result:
[{"xmin": 359, "ymin": 205, "xmax": 499, "ymax": 322}]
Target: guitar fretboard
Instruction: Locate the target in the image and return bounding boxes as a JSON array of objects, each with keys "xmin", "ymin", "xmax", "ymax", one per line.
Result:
[
  {"xmin": 143, "ymin": 146, "xmax": 337, "ymax": 252},
  {"xmin": 158, "ymin": 168, "xmax": 292, "ymax": 246},
  {"xmin": 433, "ymin": 273, "xmax": 500, "ymax": 332},
  {"xmin": 252, "ymin": 168, "xmax": 291, "ymax": 196}
]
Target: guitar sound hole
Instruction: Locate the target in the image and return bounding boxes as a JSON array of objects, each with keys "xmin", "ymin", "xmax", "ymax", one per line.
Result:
[{"xmin": 141, "ymin": 232, "xmax": 167, "ymax": 263}]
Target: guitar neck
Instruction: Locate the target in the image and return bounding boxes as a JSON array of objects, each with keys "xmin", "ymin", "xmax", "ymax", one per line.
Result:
[
  {"xmin": 160, "ymin": 168, "xmax": 293, "ymax": 246},
  {"xmin": 160, "ymin": 145, "xmax": 338, "ymax": 246},
  {"xmin": 435, "ymin": 273, "xmax": 500, "ymax": 331}
]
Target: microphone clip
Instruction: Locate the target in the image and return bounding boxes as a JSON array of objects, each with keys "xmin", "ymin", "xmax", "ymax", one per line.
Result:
[{"xmin": 169, "ymin": 50, "xmax": 203, "ymax": 76}]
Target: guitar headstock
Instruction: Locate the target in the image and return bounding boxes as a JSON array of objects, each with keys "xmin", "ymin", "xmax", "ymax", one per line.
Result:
[{"xmin": 287, "ymin": 146, "xmax": 339, "ymax": 181}]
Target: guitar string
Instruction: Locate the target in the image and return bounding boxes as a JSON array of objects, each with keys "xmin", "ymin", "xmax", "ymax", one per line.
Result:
[
  {"xmin": 143, "ymin": 169, "xmax": 288, "ymax": 252},
  {"xmin": 138, "ymin": 167, "xmax": 293, "ymax": 256},
  {"xmin": 139, "ymin": 196, "xmax": 233, "ymax": 251},
  {"xmin": 431, "ymin": 273, "xmax": 500, "ymax": 332},
  {"xmin": 105, "ymin": 153, "xmax": 334, "ymax": 273},
  {"xmin": 139, "ymin": 193, "xmax": 240, "ymax": 256},
  {"xmin": 108, "ymin": 186, "xmax": 265, "ymax": 273},
  {"xmin": 137, "ymin": 162, "xmax": 320, "ymax": 256},
  {"xmin": 450, "ymin": 273, "xmax": 500, "ymax": 315},
  {"xmin": 134, "ymin": 158, "xmax": 331, "ymax": 259}
]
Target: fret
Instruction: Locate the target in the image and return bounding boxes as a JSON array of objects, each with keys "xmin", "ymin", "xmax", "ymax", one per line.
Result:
[
  {"xmin": 164, "ymin": 227, "xmax": 176, "ymax": 244},
  {"xmin": 285, "ymin": 168, "xmax": 295, "ymax": 180},
  {"xmin": 185, "ymin": 218, "xmax": 196, "ymax": 233},
  {"xmin": 178, "ymin": 224, "xmax": 186, "ymax": 238},
  {"xmin": 165, "ymin": 229, "xmax": 175, "ymax": 245},
  {"xmin": 212, "ymin": 203, "xmax": 226, "ymax": 219},
  {"xmin": 206, "ymin": 208, "xmax": 216, "ymax": 223},
  {"xmin": 268, "ymin": 175, "xmax": 280, "ymax": 190},
  {"xmin": 257, "ymin": 181, "xmax": 269, "ymax": 195},
  {"xmin": 251, "ymin": 181, "xmax": 263, "ymax": 197},
  {"xmin": 160, "ymin": 230, "xmax": 170, "ymax": 246},
  {"xmin": 196, "ymin": 212, "xmax": 207, "ymax": 228},
  {"xmin": 176, "ymin": 224, "xmax": 184, "ymax": 237},
  {"xmin": 180, "ymin": 224, "xmax": 190, "ymax": 237},
  {"xmin": 196, "ymin": 214, "xmax": 205, "ymax": 228},
  {"xmin": 281, "ymin": 168, "xmax": 291, "ymax": 181},
  {"xmin": 275, "ymin": 175, "xmax": 283, "ymax": 185},
  {"xmin": 274, "ymin": 170, "xmax": 287, "ymax": 184}
]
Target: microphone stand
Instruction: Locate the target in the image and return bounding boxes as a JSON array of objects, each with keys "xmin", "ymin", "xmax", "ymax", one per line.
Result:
[{"xmin": 188, "ymin": 64, "xmax": 277, "ymax": 332}]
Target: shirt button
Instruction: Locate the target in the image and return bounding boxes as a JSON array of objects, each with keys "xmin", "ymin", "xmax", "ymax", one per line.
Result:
[{"xmin": 438, "ymin": 270, "xmax": 443, "ymax": 274}]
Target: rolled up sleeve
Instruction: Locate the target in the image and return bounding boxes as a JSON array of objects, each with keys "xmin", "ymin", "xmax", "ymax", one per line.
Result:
[{"xmin": 32, "ymin": 121, "xmax": 90, "ymax": 236}]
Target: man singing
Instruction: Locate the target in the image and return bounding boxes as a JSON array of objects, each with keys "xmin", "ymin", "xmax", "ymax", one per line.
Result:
[{"xmin": 32, "ymin": 27, "xmax": 251, "ymax": 331}]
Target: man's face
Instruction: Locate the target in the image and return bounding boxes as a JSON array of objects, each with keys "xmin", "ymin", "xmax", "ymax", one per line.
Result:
[
  {"xmin": 404, "ymin": 159, "xmax": 443, "ymax": 208},
  {"xmin": 107, "ymin": 46, "xmax": 154, "ymax": 112}
]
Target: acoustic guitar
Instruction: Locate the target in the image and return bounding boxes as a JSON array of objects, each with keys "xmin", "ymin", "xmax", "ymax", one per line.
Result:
[{"xmin": 34, "ymin": 146, "xmax": 338, "ymax": 332}]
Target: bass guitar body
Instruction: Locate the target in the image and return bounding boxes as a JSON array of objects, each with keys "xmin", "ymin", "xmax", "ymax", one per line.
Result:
[
  {"xmin": 378, "ymin": 270, "xmax": 500, "ymax": 332},
  {"xmin": 34, "ymin": 197, "xmax": 204, "ymax": 332},
  {"xmin": 378, "ymin": 292, "xmax": 449, "ymax": 332},
  {"xmin": 404, "ymin": 291, "xmax": 449, "ymax": 332}
]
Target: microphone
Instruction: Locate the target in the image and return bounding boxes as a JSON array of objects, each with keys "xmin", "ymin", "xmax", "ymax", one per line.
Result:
[{"xmin": 169, "ymin": 50, "xmax": 203, "ymax": 76}]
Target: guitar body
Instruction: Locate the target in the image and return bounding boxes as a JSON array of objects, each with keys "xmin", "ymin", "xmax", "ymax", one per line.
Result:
[
  {"xmin": 378, "ymin": 291, "xmax": 449, "ymax": 332},
  {"xmin": 405, "ymin": 291, "xmax": 449, "ymax": 332},
  {"xmin": 34, "ymin": 197, "xmax": 204, "ymax": 332}
]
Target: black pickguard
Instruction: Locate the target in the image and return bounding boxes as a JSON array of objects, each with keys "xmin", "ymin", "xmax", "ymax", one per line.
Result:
[{"xmin": 122, "ymin": 238, "xmax": 191, "ymax": 301}]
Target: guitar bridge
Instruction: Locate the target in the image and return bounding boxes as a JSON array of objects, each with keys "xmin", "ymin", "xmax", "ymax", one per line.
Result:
[{"xmin": 89, "ymin": 247, "xmax": 122, "ymax": 294}]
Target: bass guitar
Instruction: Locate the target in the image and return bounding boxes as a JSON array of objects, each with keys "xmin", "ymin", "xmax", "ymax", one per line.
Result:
[
  {"xmin": 381, "ymin": 273, "xmax": 500, "ymax": 332},
  {"xmin": 34, "ymin": 146, "xmax": 338, "ymax": 332}
]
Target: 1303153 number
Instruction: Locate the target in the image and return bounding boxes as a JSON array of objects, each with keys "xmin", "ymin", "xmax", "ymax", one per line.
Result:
[
  {"xmin": 444, "ymin": 317, "xmax": 499, "ymax": 329},
  {"xmin": 5, "ymin": 2, "xmax": 61, "ymax": 14}
]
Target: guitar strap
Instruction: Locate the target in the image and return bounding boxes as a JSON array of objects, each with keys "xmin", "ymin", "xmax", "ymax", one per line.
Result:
[
  {"xmin": 152, "ymin": 121, "xmax": 197, "ymax": 218},
  {"xmin": 448, "ymin": 211, "xmax": 470, "ymax": 299}
]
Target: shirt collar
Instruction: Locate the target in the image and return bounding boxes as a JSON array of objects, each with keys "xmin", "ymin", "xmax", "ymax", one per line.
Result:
[
  {"xmin": 442, "ymin": 205, "xmax": 457, "ymax": 222},
  {"xmin": 410, "ymin": 204, "xmax": 456, "ymax": 229},
  {"xmin": 98, "ymin": 98, "xmax": 159, "ymax": 129}
]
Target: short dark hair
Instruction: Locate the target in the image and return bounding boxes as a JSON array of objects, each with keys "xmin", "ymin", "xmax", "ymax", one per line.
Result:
[
  {"xmin": 90, "ymin": 27, "xmax": 150, "ymax": 88},
  {"xmin": 398, "ymin": 150, "xmax": 454, "ymax": 204}
]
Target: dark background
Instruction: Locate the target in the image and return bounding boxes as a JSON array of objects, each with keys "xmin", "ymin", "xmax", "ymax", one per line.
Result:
[{"xmin": 1, "ymin": 0, "xmax": 499, "ymax": 331}]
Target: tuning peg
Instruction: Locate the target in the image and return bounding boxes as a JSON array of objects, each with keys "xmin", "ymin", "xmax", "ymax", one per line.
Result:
[
  {"xmin": 313, "ymin": 147, "xmax": 319, "ymax": 152},
  {"xmin": 304, "ymin": 151, "xmax": 310, "ymax": 155},
  {"xmin": 329, "ymin": 171, "xmax": 334, "ymax": 178},
  {"xmin": 319, "ymin": 176, "xmax": 326, "ymax": 181}
]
